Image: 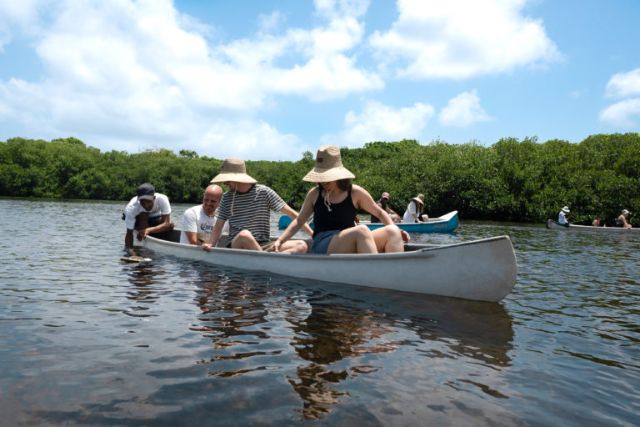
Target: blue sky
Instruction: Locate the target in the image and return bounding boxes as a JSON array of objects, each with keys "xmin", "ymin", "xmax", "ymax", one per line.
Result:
[{"xmin": 0, "ymin": 0, "xmax": 639, "ymax": 160}]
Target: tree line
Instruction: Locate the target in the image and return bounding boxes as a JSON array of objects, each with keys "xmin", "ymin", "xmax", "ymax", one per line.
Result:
[{"xmin": 1, "ymin": 134, "xmax": 638, "ymax": 226}]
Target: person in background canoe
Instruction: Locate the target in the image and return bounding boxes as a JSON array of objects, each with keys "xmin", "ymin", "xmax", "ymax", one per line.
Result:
[
  {"xmin": 370, "ymin": 192, "xmax": 401, "ymax": 223},
  {"xmin": 180, "ymin": 184, "xmax": 229, "ymax": 245},
  {"xmin": 557, "ymin": 206, "xmax": 570, "ymax": 226},
  {"xmin": 201, "ymin": 158, "xmax": 312, "ymax": 253},
  {"xmin": 273, "ymin": 145, "xmax": 408, "ymax": 254},
  {"xmin": 615, "ymin": 209, "xmax": 632, "ymax": 228},
  {"xmin": 402, "ymin": 194, "xmax": 427, "ymax": 223},
  {"xmin": 123, "ymin": 182, "xmax": 174, "ymax": 256},
  {"xmin": 592, "ymin": 215, "xmax": 602, "ymax": 227}
]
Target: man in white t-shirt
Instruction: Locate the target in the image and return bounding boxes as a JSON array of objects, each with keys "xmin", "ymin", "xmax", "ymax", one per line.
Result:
[
  {"xmin": 180, "ymin": 185, "xmax": 229, "ymax": 245},
  {"xmin": 557, "ymin": 206, "xmax": 570, "ymax": 226},
  {"xmin": 123, "ymin": 183, "xmax": 174, "ymax": 255}
]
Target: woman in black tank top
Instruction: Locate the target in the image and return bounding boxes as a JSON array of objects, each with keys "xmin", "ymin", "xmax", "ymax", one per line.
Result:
[{"xmin": 273, "ymin": 146, "xmax": 407, "ymax": 254}]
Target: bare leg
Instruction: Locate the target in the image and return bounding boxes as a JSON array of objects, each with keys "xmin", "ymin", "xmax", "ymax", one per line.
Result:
[
  {"xmin": 231, "ymin": 230, "xmax": 262, "ymax": 250},
  {"xmin": 280, "ymin": 240, "xmax": 309, "ymax": 254},
  {"xmin": 371, "ymin": 225, "xmax": 404, "ymax": 253},
  {"xmin": 327, "ymin": 225, "xmax": 377, "ymax": 254}
]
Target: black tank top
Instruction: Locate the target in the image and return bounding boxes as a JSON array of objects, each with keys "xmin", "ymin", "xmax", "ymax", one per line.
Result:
[{"xmin": 313, "ymin": 187, "xmax": 357, "ymax": 235}]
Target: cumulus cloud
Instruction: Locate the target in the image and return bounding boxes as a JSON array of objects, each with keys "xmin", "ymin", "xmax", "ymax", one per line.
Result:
[
  {"xmin": 322, "ymin": 100, "xmax": 435, "ymax": 147},
  {"xmin": 605, "ymin": 68, "xmax": 640, "ymax": 99},
  {"xmin": 438, "ymin": 90, "xmax": 491, "ymax": 127},
  {"xmin": 369, "ymin": 0, "xmax": 560, "ymax": 79},
  {"xmin": 0, "ymin": 0, "xmax": 382, "ymax": 159},
  {"xmin": 600, "ymin": 99, "xmax": 640, "ymax": 128}
]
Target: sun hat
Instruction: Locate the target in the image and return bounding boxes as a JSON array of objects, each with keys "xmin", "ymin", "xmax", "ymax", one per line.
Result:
[
  {"xmin": 561, "ymin": 206, "xmax": 570, "ymax": 213},
  {"xmin": 210, "ymin": 158, "xmax": 257, "ymax": 184},
  {"xmin": 303, "ymin": 145, "xmax": 355, "ymax": 183},
  {"xmin": 381, "ymin": 192, "xmax": 390, "ymax": 200},
  {"xmin": 412, "ymin": 194, "xmax": 425, "ymax": 205},
  {"xmin": 622, "ymin": 209, "xmax": 630, "ymax": 215},
  {"xmin": 136, "ymin": 183, "xmax": 155, "ymax": 201}
]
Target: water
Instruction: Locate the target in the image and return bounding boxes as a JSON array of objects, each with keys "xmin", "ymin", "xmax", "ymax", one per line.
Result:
[{"xmin": 0, "ymin": 199, "xmax": 638, "ymax": 426}]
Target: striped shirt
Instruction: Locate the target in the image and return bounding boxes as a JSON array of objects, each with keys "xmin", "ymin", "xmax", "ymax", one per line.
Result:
[{"xmin": 217, "ymin": 184, "xmax": 286, "ymax": 242}]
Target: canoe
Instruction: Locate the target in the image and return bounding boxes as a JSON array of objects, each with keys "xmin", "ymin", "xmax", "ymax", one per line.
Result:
[
  {"xmin": 546, "ymin": 219, "xmax": 638, "ymax": 233},
  {"xmin": 278, "ymin": 210, "xmax": 460, "ymax": 233},
  {"xmin": 142, "ymin": 230, "xmax": 517, "ymax": 302}
]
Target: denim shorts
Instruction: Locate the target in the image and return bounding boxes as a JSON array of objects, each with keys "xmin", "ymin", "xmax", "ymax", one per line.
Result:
[{"xmin": 310, "ymin": 230, "xmax": 340, "ymax": 254}]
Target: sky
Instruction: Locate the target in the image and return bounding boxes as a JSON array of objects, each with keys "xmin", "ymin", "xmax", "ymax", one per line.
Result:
[{"xmin": 0, "ymin": 0, "xmax": 639, "ymax": 161}]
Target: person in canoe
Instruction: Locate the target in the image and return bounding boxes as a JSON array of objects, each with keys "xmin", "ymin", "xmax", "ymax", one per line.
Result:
[
  {"xmin": 615, "ymin": 209, "xmax": 632, "ymax": 228},
  {"xmin": 557, "ymin": 206, "xmax": 570, "ymax": 226},
  {"xmin": 402, "ymin": 194, "xmax": 427, "ymax": 223},
  {"xmin": 370, "ymin": 192, "xmax": 401, "ymax": 223},
  {"xmin": 180, "ymin": 184, "xmax": 229, "ymax": 245},
  {"xmin": 202, "ymin": 158, "xmax": 312, "ymax": 253},
  {"xmin": 273, "ymin": 145, "xmax": 407, "ymax": 254},
  {"xmin": 123, "ymin": 183, "xmax": 174, "ymax": 256}
]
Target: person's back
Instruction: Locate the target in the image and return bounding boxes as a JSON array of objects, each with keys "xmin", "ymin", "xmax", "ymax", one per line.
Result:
[{"xmin": 558, "ymin": 206, "xmax": 570, "ymax": 226}]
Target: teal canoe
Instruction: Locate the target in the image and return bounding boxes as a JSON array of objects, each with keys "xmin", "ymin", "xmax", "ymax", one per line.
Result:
[{"xmin": 278, "ymin": 210, "xmax": 459, "ymax": 233}]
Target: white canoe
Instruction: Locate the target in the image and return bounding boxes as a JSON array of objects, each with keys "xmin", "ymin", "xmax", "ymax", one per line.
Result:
[
  {"xmin": 143, "ymin": 233, "xmax": 517, "ymax": 302},
  {"xmin": 546, "ymin": 219, "xmax": 638, "ymax": 233}
]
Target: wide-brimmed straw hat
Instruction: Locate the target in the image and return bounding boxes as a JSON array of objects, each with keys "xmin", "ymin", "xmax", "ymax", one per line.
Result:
[
  {"xmin": 413, "ymin": 194, "xmax": 425, "ymax": 205},
  {"xmin": 562, "ymin": 206, "xmax": 570, "ymax": 213},
  {"xmin": 210, "ymin": 158, "xmax": 257, "ymax": 184},
  {"xmin": 622, "ymin": 209, "xmax": 631, "ymax": 215},
  {"xmin": 303, "ymin": 145, "xmax": 355, "ymax": 183}
]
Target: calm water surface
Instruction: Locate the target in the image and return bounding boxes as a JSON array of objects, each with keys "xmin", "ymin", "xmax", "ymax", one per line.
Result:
[{"xmin": 0, "ymin": 199, "xmax": 638, "ymax": 426}]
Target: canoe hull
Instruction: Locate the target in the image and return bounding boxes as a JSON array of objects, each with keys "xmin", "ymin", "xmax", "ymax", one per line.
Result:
[
  {"xmin": 278, "ymin": 210, "xmax": 460, "ymax": 233},
  {"xmin": 546, "ymin": 219, "xmax": 638, "ymax": 233},
  {"xmin": 143, "ymin": 233, "xmax": 517, "ymax": 302}
]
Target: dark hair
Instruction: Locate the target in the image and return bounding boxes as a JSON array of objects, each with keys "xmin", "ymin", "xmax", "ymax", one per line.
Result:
[
  {"xmin": 317, "ymin": 179, "xmax": 352, "ymax": 192},
  {"xmin": 336, "ymin": 179, "xmax": 352, "ymax": 191}
]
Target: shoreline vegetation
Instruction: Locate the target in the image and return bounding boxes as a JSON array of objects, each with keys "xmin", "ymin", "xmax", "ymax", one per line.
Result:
[{"xmin": 1, "ymin": 134, "xmax": 638, "ymax": 226}]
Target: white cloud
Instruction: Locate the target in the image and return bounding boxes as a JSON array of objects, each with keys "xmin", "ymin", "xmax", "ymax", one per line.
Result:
[
  {"xmin": 0, "ymin": 0, "xmax": 42, "ymax": 49},
  {"xmin": 322, "ymin": 100, "xmax": 435, "ymax": 147},
  {"xmin": 599, "ymin": 98, "xmax": 640, "ymax": 128},
  {"xmin": 369, "ymin": 0, "xmax": 560, "ymax": 79},
  {"xmin": 0, "ymin": 0, "xmax": 383, "ymax": 160},
  {"xmin": 605, "ymin": 68, "xmax": 640, "ymax": 99},
  {"xmin": 438, "ymin": 90, "xmax": 491, "ymax": 127}
]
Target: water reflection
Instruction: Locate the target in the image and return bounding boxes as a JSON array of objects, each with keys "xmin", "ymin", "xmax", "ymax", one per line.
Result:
[
  {"xmin": 185, "ymin": 264, "xmax": 514, "ymax": 420},
  {"xmin": 122, "ymin": 251, "xmax": 162, "ymax": 317}
]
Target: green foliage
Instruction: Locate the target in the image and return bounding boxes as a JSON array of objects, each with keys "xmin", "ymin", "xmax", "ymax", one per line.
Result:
[{"xmin": 1, "ymin": 134, "xmax": 639, "ymax": 226}]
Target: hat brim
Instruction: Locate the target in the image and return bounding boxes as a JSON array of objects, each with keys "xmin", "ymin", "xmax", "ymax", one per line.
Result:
[
  {"xmin": 210, "ymin": 172, "xmax": 257, "ymax": 184},
  {"xmin": 412, "ymin": 198, "xmax": 424, "ymax": 205},
  {"xmin": 303, "ymin": 167, "xmax": 355, "ymax": 183}
]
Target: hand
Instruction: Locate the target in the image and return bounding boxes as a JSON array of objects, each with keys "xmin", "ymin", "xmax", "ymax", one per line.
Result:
[
  {"xmin": 401, "ymin": 230, "xmax": 410, "ymax": 243},
  {"xmin": 136, "ymin": 229, "xmax": 148, "ymax": 241},
  {"xmin": 202, "ymin": 243, "xmax": 213, "ymax": 252},
  {"xmin": 127, "ymin": 247, "xmax": 138, "ymax": 257},
  {"xmin": 272, "ymin": 239, "xmax": 282, "ymax": 252}
]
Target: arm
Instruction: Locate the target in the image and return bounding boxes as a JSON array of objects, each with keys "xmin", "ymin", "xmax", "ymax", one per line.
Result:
[
  {"xmin": 354, "ymin": 186, "xmax": 410, "ymax": 242},
  {"xmin": 202, "ymin": 219, "xmax": 226, "ymax": 251},
  {"xmin": 125, "ymin": 229, "xmax": 136, "ymax": 255},
  {"xmin": 138, "ymin": 214, "xmax": 173, "ymax": 240},
  {"xmin": 280, "ymin": 204, "xmax": 314, "ymax": 237},
  {"xmin": 353, "ymin": 186, "xmax": 395, "ymax": 226},
  {"xmin": 273, "ymin": 189, "xmax": 316, "ymax": 252},
  {"xmin": 184, "ymin": 231, "xmax": 198, "ymax": 245}
]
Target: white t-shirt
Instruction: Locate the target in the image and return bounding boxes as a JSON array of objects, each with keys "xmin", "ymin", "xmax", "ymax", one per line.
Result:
[
  {"xmin": 402, "ymin": 200, "xmax": 420, "ymax": 223},
  {"xmin": 558, "ymin": 211, "xmax": 568, "ymax": 225},
  {"xmin": 180, "ymin": 205, "xmax": 228, "ymax": 244},
  {"xmin": 123, "ymin": 193, "xmax": 171, "ymax": 230}
]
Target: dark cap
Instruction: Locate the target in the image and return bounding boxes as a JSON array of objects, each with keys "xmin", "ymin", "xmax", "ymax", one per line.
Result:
[{"xmin": 136, "ymin": 183, "xmax": 155, "ymax": 200}]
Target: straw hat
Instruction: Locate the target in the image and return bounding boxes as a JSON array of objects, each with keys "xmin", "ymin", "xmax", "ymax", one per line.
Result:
[
  {"xmin": 412, "ymin": 194, "xmax": 425, "ymax": 205},
  {"xmin": 622, "ymin": 209, "xmax": 630, "ymax": 215},
  {"xmin": 210, "ymin": 158, "xmax": 257, "ymax": 184},
  {"xmin": 303, "ymin": 145, "xmax": 355, "ymax": 182},
  {"xmin": 561, "ymin": 206, "xmax": 570, "ymax": 213}
]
